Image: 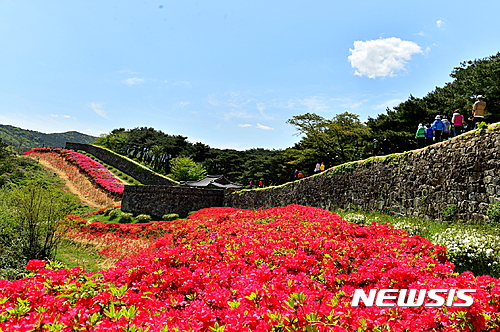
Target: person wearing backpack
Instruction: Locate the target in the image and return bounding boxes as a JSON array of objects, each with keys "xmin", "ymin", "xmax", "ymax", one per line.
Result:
[
  {"xmin": 441, "ymin": 116, "xmax": 451, "ymax": 140},
  {"xmin": 431, "ymin": 115, "xmax": 445, "ymax": 142},
  {"xmin": 451, "ymin": 109, "xmax": 464, "ymax": 137},
  {"xmin": 415, "ymin": 123, "xmax": 426, "ymax": 148}
]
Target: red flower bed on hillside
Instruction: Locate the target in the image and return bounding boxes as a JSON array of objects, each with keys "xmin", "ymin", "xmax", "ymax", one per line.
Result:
[
  {"xmin": 25, "ymin": 148, "xmax": 124, "ymax": 195},
  {"xmin": 1, "ymin": 205, "xmax": 500, "ymax": 331}
]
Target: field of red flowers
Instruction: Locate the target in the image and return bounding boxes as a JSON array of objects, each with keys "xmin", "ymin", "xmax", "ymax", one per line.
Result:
[{"xmin": 2, "ymin": 205, "xmax": 500, "ymax": 331}]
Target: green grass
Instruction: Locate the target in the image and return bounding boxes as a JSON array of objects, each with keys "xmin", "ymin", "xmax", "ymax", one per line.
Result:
[{"xmin": 55, "ymin": 238, "xmax": 105, "ymax": 273}]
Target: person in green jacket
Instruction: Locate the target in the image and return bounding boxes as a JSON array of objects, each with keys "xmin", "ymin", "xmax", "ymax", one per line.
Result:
[{"xmin": 415, "ymin": 123, "xmax": 426, "ymax": 148}]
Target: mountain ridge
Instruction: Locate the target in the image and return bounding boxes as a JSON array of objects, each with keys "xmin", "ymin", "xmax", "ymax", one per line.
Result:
[{"xmin": 0, "ymin": 124, "xmax": 96, "ymax": 151}]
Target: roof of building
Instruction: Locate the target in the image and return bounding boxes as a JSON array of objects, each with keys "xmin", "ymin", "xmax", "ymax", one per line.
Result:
[{"xmin": 185, "ymin": 175, "xmax": 244, "ymax": 189}]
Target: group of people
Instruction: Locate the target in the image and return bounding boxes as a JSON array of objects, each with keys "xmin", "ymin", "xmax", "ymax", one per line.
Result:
[
  {"xmin": 372, "ymin": 137, "xmax": 392, "ymax": 156},
  {"xmin": 314, "ymin": 162, "xmax": 325, "ymax": 173},
  {"xmin": 415, "ymin": 95, "xmax": 486, "ymax": 148}
]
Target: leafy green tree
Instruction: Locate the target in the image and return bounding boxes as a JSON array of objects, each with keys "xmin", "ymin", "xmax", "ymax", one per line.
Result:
[
  {"xmin": 240, "ymin": 149, "xmax": 291, "ymax": 186},
  {"xmin": 95, "ymin": 128, "xmax": 129, "ymax": 154},
  {"xmin": 4, "ymin": 181, "xmax": 79, "ymax": 262},
  {"xmin": 169, "ymin": 156, "xmax": 207, "ymax": 181},
  {"xmin": 286, "ymin": 112, "xmax": 371, "ymax": 166},
  {"xmin": 368, "ymin": 52, "xmax": 500, "ymax": 151}
]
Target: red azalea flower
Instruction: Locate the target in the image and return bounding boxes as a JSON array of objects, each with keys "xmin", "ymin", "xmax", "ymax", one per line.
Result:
[{"xmin": 26, "ymin": 259, "xmax": 47, "ymax": 271}]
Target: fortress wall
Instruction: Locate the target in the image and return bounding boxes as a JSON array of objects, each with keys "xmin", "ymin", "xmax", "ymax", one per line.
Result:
[
  {"xmin": 65, "ymin": 142, "xmax": 177, "ymax": 186},
  {"xmin": 121, "ymin": 185, "xmax": 224, "ymax": 218},
  {"xmin": 225, "ymin": 126, "xmax": 500, "ymax": 221}
]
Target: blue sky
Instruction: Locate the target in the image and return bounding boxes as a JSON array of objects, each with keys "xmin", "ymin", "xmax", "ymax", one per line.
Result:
[{"xmin": 1, "ymin": 1, "xmax": 499, "ymax": 150}]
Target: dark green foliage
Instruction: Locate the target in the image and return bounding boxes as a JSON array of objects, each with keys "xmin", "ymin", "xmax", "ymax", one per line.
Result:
[
  {"xmin": 92, "ymin": 52, "xmax": 500, "ymax": 186},
  {"xmin": 0, "ymin": 124, "xmax": 95, "ymax": 152},
  {"xmin": 286, "ymin": 112, "xmax": 371, "ymax": 168},
  {"xmin": 367, "ymin": 52, "xmax": 500, "ymax": 153}
]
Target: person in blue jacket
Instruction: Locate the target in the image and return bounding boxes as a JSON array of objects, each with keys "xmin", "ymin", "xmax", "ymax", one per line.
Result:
[
  {"xmin": 425, "ymin": 124, "xmax": 434, "ymax": 146},
  {"xmin": 431, "ymin": 115, "xmax": 445, "ymax": 142}
]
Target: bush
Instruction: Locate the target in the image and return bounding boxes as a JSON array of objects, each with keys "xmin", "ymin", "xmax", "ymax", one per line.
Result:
[
  {"xmin": 135, "ymin": 214, "xmax": 152, "ymax": 223},
  {"xmin": 162, "ymin": 213, "xmax": 180, "ymax": 221},
  {"xmin": 108, "ymin": 209, "xmax": 121, "ymax": 220},
  {"xmin": 431, "ymin": 227, "xmax": 500, "ymax": 277},
  {"xmin": 342, "ymin": 213, "xmax": 366, "ymax": 224},
  {"xmin": 103, "ymin": 207, "xmax": 115, "ymax": 216},
  {"xmin": 2, "ymin": 181, "xmax": 78, "ymax": 263},
  {"xmin": 390, "ymin": 219, "xmax": 428, "ymax": 236},
  {"xmin": 118, "ymin": 212, "xmax": 134, "ymax": 223},
  {"xmin": 487, "ymin": 203, "xmax": 500, "ymax": 224},
  {"xmin": 442, "ymin": 204, "xmax": 458, "ymax": 221}
]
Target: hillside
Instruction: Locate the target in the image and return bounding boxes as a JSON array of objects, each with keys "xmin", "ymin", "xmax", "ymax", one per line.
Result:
[{"xmin": 0, "ymin": 124, "xmax": 95, "ymax": 151}]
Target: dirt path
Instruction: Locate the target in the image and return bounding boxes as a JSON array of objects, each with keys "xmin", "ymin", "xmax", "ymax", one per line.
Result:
[{"xmin": 36, "ymin": 158, "xmax": 120, "ymax": 209}]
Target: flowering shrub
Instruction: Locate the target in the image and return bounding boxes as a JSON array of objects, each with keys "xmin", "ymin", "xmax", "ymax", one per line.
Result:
[
  {"xmin": 1, "ymin": 205, "xmax": 500, "ymax": 331},
  {"xmin": 25, "ymin": 259, "xmax": 46, "ymax": 271},
  {"xmin": 432, "ymin": 227, "xmax": 500, "ymax": 277},
  {"xmin": 342, "ymin": 213, "xmax": 366, "ymax": 224},
  {"xmin": 25, "ymin": 148, "xmax": 124, "ymax": 196},
  {"xmin": 390, "ymin": 219, "xmax": 428, "ymax": 236}
]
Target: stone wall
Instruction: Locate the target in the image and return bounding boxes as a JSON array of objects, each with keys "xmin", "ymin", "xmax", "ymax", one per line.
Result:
[
  {"xmin": 225, "ymin": 126, "xmax": 500, "ymax": 221},
  {"xmin": 121, "ymin": 185, "xmax": 224, "ymax": 217},
  {"xmin": 65, "ymin": 142, "xmax": 177, "ymax": 186}
]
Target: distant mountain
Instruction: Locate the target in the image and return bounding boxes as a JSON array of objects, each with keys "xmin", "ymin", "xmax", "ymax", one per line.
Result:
[{"xmin": 0, "ymin": 124, "xmax": 96, "ymax": 151}]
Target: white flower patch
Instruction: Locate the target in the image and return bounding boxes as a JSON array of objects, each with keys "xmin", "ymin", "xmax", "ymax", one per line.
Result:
[
  {"xmin": 390, "ymin": 220, "xmax": 427, "ymax": 236},
  {"xmin": 343, "ymin": 213, "xmax": 366, "ymax": 224},
  {"xmin": 431, "ymin": 228, "xmax": 500, "ymax": 275}
]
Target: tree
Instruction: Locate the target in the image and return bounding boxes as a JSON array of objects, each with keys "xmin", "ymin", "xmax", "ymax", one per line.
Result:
[
  {"xmin": 4, "ymin": 181, "xmax": 78, "ymax": 262},
  {"xmin": 286, "ymin": 112, "xmax": 371, "ymax": 166},
  {"xmin": 169, "ymin": 156, "xmax": 207, "ymax": 182},
  {"xmin": 367, "ymin": 52, "xmax": 500, "ymax": 150}
]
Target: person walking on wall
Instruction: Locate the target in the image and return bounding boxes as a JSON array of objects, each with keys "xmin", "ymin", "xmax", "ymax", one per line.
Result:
[
  {"xmin": 320, "ymin": 162, "xmax": 325, "ymax": 172},
  {"xmin": 381, "ymin": 137, "xmax": 391, "ymax": 155},
  {"xmin": 432, "ymin": 115, "xmax": 445, "ymax": 142},
  {"xmin": 314, "ymin": 163, "xmax": 321, "ymax": 172},
  {"xmin": 442, "ymin": 116, "xmax": 451, "ymax": 140},
  {"xmin": 425, "ymin": 124, "xmax": 434, "ymax": 146},
  {"xmin": 472, "ymin": 95, "xmax": 486, "ymax": 129},
  {"xmin": 372, "ymin": 139, "xmax": 379, "ymax": 156},
  {"xmin": 415, "ymin": 123, "xmax": 426, "ymax": 148},
  {"xmin": 451, "ymin": 109, "xmax": 464, "ymax": 137}
]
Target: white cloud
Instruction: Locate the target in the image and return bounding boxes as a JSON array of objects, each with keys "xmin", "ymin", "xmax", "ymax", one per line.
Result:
[
  {"xmin": 89, "ymin": 102, "xmax": 109, "ymax": 119},
  {"xmin": 172, "ymin": 81, "xmax": 191, "ymax": 87},
  {"xmin": 299, "ymin": 96, "xmax": 333, "ymax": 112},
  {"xmin": 436, "ymin": 20, "xmax": 444, "ymax": 28},
  {"xmin": 223, "ymin": 111, "xmax": 251, "ymax": 121},
  {"xmin": 237, "ymin": 123, "xmax": 273, "ymax": 130},
  {"xmin": 256, "ymin": 123, "xmax": 273, "ymax": 130},
  {"xmin": 50, "ymin": 114, "xmax": 72, "ymax": 118},
  {"xmin": 348, "ymin": 37, "xmax": 423, "ymax": 78},
  {"xmin": 124, "ymin": 78, "xmax": 145, "ymax": 86},
  {"xmin": 118, "ymin": 69, "xmax": 139, "ymax": 75},
  {"xmin": 175, "ymin": 101, "xmax": 191, "ymax": 109},
  {"xmin": 374, "ymin": 99, "xmax": 404, "ymax": 110}
]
